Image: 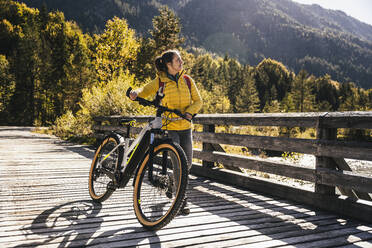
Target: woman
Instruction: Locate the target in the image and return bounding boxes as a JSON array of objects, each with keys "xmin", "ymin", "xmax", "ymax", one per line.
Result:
[{"xmin": 129, "ymin": 49, "xmax": 203, "ymax": 215}]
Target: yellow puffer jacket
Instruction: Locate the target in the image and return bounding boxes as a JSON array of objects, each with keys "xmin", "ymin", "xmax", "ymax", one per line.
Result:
[{"xmin": 136, "ymin": 70, "xmax": 203, "ymax": 130}]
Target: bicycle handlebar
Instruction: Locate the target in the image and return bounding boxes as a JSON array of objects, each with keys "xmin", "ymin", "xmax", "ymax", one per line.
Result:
[{"xmin": 126, "ymin": 87, "xmax": 193, "ymax": 122}]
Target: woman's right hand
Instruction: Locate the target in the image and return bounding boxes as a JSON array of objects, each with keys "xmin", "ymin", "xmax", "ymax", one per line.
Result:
[{"xmin": 129, "ymin": 91, "xmax": 138, "ymax": 100}]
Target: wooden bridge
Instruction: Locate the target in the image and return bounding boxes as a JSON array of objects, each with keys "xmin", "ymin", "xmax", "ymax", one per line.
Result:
[{"xmin": 1, "ymin": 112, "xmax": 372, "ymax": 247}]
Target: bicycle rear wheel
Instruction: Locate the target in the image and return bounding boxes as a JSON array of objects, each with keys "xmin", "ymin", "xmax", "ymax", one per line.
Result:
[
  {"xmin": 89, "ymin": 133, "xmax": 123, "ymax": 202},
  {"xmin": 133, "ymin": 141, "xmax": 188, "ymax": 230}
]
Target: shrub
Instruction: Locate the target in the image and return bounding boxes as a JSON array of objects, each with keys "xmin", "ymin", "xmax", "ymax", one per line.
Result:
[{"xmin": 54, "ymin": 71, "xmax": 151, "ymax": 139}]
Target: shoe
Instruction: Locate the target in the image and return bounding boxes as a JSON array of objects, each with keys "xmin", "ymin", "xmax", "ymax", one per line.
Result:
[{"xmin": 178, "ymin": 197, "xmax": 190, "ymax": 216}]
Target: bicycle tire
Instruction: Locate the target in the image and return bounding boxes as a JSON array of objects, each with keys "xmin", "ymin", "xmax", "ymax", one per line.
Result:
[
  {"xmin": 89, "ymin": 133, "xmax": 124, "ymax": 202},
  {"xmin": 133, "ymin": 141, "xmax": 188, "ymax": 230}
]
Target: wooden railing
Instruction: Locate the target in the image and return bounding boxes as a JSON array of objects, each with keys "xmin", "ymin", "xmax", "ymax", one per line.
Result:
[{"xmin": 93, "ymin": 111, "xmax": 372, "ymax": 222}]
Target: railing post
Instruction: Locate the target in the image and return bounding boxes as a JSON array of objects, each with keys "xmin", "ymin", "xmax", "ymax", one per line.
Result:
[
  {"xmin": 202, "ymin": 124, "xmax": 215, "ymax": 168},
  {"xmin": 315, "ymin": 114, "xmax": 337, "ymax": 195}
]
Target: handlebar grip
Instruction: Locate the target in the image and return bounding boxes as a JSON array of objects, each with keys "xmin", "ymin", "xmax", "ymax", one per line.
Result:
[{"xmin": 126, "ymin": 87, "xmax": 132, "ymax": 98}]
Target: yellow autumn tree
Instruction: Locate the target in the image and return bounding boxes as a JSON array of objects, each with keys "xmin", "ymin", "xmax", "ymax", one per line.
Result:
[{"xmin": 93, "ymin": 17, "xmax": 139, "ymax": 84}]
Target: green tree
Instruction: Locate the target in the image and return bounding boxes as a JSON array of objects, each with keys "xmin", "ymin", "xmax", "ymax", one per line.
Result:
[
  {"xmin": 190, "ymin": 53, "xmax": 218, "ymax": 91},
  {"xmin": 131, "ymin": 6, "xmax": 185, "ymax": 83},
  {"xmin": 131, "ymin": 37, "xmax": 156, "ymax": 82},
  {"xmin": 314, "ymin": 74, "xmax": 339, "ymax": 111},
  {"xmin": 0, "ymin": 55, "xmax": 15, "ymax": 114},
  {"xmin": 150, "ymin": 6, "xmax": 184, "ymax": 53},
  {"xmin": 93, "ymin": 17, "xmax": 139, "ymax": 84},
  {"xmin": 37, "ymin": 11, "xmax": 95, "ymax": 125},
  {"xmin": 253, "ymin": 58, "xmax": 294, "ymax": 110},
  {"xmin": 263, "ymin": 100, "xmax": 281, "ymax": 113},
  {"xmin": 226, "ymin": 58, "xmax": 243, "ymax": 108},
  {"xmin": 288, "ymin": 69, "xmax": 316, "ymax": 112},
  {"xmin": 281, "ymin": 93, "xmax": 296, "ymax": 112},
  {"xmin": 0, "ymin": 1, "xmax": 95, "ymax": 125},
  {"xmin": 338, "ymin": 82, "xmax": 359, "ymax": 111},
  {"xmin": 235, "ymin": 75, "xmax": 260, "ymax": 113},
  {"xmin": 199, "ymin": 84, "xmax": 231, "ymax": 114},
  {"xmin": 7, "ymin": 4, "xmax": 42, "ymax": 125},
  {"xmin": 357, "ymin": 87, "xmax": 370, "ymax": 111}
]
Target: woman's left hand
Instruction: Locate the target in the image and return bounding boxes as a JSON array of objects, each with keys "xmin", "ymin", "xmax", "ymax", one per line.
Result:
[{"xmin": 185, "ymin": 112, "xmax": 193, "ymax": 121}]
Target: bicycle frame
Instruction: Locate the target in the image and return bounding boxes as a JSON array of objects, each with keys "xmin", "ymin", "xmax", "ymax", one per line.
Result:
[
  {"xmin": 123, "ymin": 117, "xmax": 162, "ymax": 170},
  {"xmin": 98, "ymin": 117, "xmax": 163, "ymax": 188}
]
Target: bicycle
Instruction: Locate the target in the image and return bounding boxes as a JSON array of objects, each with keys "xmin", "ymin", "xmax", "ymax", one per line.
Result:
[{"xmin": 88, "ymin": 87, "xmax": 189, "ymax": 230}]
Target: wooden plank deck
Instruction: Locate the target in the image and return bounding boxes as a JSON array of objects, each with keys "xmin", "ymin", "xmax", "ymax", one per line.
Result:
[{"xmin": 1, "ymin": 126, "xmax": 371, "ymax": 248}]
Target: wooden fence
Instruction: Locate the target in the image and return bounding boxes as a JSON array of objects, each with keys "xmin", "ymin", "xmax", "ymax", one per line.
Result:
[{"xmin": 93, "ymin": 111, "xmax": 372, "ymax": 223}]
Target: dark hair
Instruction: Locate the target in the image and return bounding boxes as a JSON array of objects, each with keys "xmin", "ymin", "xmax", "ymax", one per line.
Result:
[{"xmin": 154, "ymin": 50, "xmax": 180, "ymax": 73}]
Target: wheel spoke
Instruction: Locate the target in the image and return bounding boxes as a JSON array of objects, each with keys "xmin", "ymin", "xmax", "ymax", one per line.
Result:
[
  {"xmin": 134, "ymin": 143, "xmax": 188, "ymax": 230},
  {"xmin": 89, "ymin": 135, "xmax": 122, "ymax": 202}
]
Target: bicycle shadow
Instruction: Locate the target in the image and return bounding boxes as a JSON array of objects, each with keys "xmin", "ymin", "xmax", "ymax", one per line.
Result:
[
  {"xmin": 14, "ymin": 200, "xmax": 102, "ymax": 247},
  {"xmin": 14, "ymin": 200, "xmax": 161, "ymax": 247},
  {"xmin": 85, "ymin": 226, "xmax": 161, "ymax": 247}
]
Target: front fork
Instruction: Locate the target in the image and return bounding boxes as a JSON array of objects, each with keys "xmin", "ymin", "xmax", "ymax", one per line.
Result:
[{"xmin": 147, "ymin": 130, "xmax": 168, "ymax": 186}]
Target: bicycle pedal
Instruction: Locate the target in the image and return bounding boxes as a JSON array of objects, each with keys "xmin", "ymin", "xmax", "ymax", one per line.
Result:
[
  {"xmin": 166, "ymin": 191, "xmax": 173, "ymax": 199},
  {"xmin": 107, "ymin": 181, "xmax": 117, "ymax": 191}
]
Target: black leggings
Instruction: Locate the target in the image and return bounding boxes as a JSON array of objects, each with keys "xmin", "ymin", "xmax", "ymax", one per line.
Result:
[{"xmin": 167, "ymin": 129, "xmax": 193, "ymax": 170}]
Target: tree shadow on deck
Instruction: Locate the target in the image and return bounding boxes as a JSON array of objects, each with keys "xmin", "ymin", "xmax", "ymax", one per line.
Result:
[
  {"xmin": 14, "ymin": 200, "xmax": 161, "ymax": 248},
  {"xmin": 57, "ymin": 141, "xmax": 96, "ymax": 160},
  {"xmin": 0, "ymin": 127, "xmax": 34, "ymax": 132},
  {"xmin": 0, "ymin": 135, "xmax": 53, "ymax": 140},
  {"xmin": 182, "ymin": 176, "xmax": 372, "ymax": 247}
]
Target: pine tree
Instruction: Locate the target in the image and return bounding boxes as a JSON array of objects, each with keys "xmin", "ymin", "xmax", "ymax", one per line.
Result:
[
  {"xmin": 315, "ymin": 74, "xmax": 339, "ymax": 111},
  {"xmin": 254, "ymin": 58, "xmax": 294, "ymax": 110},
  {"xmin": 131, "ymin": 37, "xmax": 156, "ymax": 82},
  {"xmin": 235, "ymin": 76, "xmax": 260, "ymax": 113},
  {"xmin": 357, "ymin": 88, "xmax": 369, "ymax": 111},
  {"xmin": 150, "ymin": 6, "xmax": 184, "ymax": 53},
  {"xmin": 190, "ymin": 54, "xmax": 218, "ymax": 91},
  {"xmin": 226, "ymin": 58, "xmax": 243, "ymax": 108},
  {"xmin": 289, "ymin": 69, "xmax": 316, "ymax": 112},
  {"xmin": 338, "ymin": 82, "xmax": 359, "ymax": 111},
  {"xmin": 199, "ymin": 84, "xmax": 231, "ymax": 114},
  {"xmin": 0, "ymin": 55, "xmax": 15, "ymax": 115},
  {"xmin": 263, "ymin": 100, "xmax": 281, "ymax": 113},
  {"xmin": 132, "ymin": 6, "xmax": 185, "ymax": 82}
]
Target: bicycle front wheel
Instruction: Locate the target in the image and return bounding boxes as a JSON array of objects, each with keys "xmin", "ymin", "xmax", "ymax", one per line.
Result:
[
  {"xmin": 133, "ymin": 141, "xmax": 188, "ymax": 230},
  {"xmin": 89, "ymin": 133, "xmax": 123, "ymax": 202}
]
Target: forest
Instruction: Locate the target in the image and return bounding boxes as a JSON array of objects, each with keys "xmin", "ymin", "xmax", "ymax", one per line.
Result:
[
  {"xmin": 18, "ymin": 0, "xmax": 372, "ymax": 90},
  {"xmin": 0, "ymin": 1, "xmax": 371, "ymax": 139}
]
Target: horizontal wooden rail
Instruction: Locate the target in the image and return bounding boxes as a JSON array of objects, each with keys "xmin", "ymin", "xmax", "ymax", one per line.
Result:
[
  {"xmin": 193, "ymin": 149, "xmax": 315, "ymax": 182},
  {"xmin": 94, "ymin": 111, "xmax": 372, "ymax": 128},
  {"xmin": 316, "ymin": 168, "xmax": 372, "ymax": 193},
  {"xmin": 193, "ymin": 112, "xmax": 372, "ymax": 128},
  {"xmin": 193, "ymin": 132, "xmax": 372, "ymax": 161},
  {"xmin": 92, "ymin": 111, "xmax": 372, "ymax": 222}
]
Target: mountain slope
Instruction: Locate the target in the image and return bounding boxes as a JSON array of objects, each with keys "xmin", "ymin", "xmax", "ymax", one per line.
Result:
[
  {"xmin": 16, "ymin": 0, "xmax": 372, "ymax": 89},
  {"xmin": 272, "ymin": 0, "xmax": 372, "ymax": 42},
  {"xmin": 177, "ymin": 0, "xmax": 372, "ymax": 88}
]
